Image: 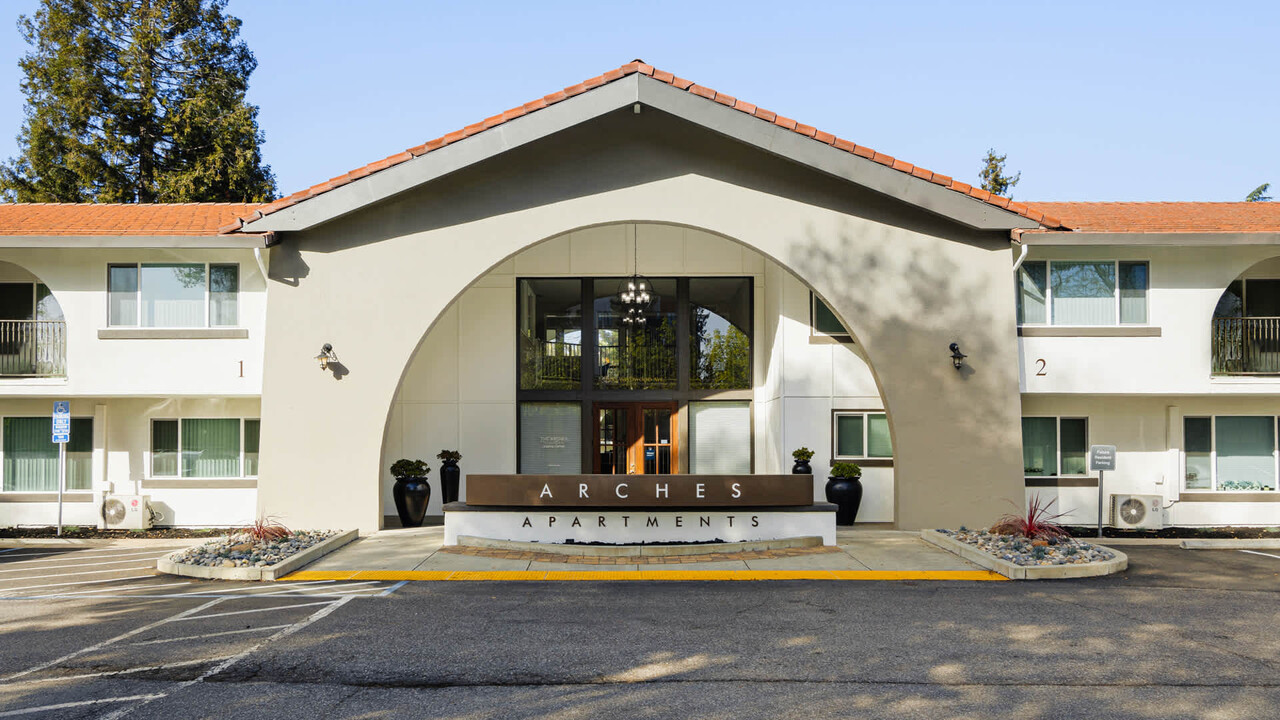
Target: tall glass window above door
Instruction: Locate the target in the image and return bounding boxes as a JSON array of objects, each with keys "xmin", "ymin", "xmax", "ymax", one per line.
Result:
[
  {"xmin": 690, "ymin": 278, "xmax": 752, "ymax": 389},
  {"xmin": 593, "ymin": 278, "xmax": 677, "ymax": 390},
  {"xmin": 518, "ymin": 279, "xmax": 582, "ymax": 390}
]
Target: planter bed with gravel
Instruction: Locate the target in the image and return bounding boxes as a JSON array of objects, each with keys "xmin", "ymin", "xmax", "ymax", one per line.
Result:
[{"xmin": 158, "ymin": 528, "xmax": 357, "ymax": 581}]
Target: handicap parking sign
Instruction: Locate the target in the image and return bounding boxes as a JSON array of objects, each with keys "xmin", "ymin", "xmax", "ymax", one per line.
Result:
[{"xmin": 52, "ymin": 401, "xmax": 70, "ymax": 444}]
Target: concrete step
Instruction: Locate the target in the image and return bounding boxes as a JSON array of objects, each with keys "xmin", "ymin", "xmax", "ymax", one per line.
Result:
[{"xmin": 456, "ymin": 534, "xmax": 823, "ymax": 558}]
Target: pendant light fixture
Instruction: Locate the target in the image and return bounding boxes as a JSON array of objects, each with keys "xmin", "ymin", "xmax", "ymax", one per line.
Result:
[{"xmin": 618, "ymin": 228, "xmax": 651, "ymax": 326}]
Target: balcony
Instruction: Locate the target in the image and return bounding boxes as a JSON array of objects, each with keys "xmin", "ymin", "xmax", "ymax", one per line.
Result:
[
  {"xmin": 0, "ymin": 320, "xmax": 67, "ymax": 377},
  {"xmin": 1212, "ymin": 317, "xmax": 1280, "ymax": 375}
]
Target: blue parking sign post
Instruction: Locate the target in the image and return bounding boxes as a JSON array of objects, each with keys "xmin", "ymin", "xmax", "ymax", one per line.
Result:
[{"xmin": 52, "ymin": 401, "xmax": 70, "ymax": 536}]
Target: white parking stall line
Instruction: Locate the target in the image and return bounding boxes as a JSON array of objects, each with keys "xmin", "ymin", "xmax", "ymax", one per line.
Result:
[
  {"xmin": 0, "ymin": 575, "xmax": 159, "ymax": 595},
  {"xmin": 0, "ymin": 550, "xmax": 178, "ymax": 565},
  {"xmin": 127, "ymin": 624, "xmax": 293, "ymax": 647},
  {"xmin": 15, "ymin": 656, "xmax": 236, "ymax": 685},
  {"xmin": 380, "ymin": 581, "xmax": 408, "ymax": 597},
  {"xmin": 182, "ymin": 580, "xmax": 337, "ymax": 595},
  {"xmin": 54, "ymin": 581, "xmax": 192, "ymax": 596},
  {"xmin": 256, "ymin": 581, "xmax": 382, "ymax": 596},
  {"xmin": 0, "ymin": 564, "xmax": 158, "ymax": 582},
  {"xmin": 0, "ymin": 695, "xmax": 167, "ymax": 718},
  {"xmin": 1240, "ymin": 549, "xmax": 1280, "ymax": 560},
  {"xmin": 97, "ymin": 597, "xmax": 353, "ymax": 720},
  {"xmin": 0, "ymin": 549, "xmax": 20, "ymax": 555},
  {"xmin": 2, "ymin": 597, "xmax": 225, "ymax": 682},
  {"xmin": 173, "ymin": 600, "xmax": 334, "ymax": 622},
  {"xmin": 0, "ymin": 557, "xmax": 174, "ymax": 574}
]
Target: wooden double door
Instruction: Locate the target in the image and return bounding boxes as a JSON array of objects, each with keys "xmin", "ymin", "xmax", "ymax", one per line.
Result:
[{"xmin": 593, "ymin": 402, "xmax": 678, "ymax": 475}]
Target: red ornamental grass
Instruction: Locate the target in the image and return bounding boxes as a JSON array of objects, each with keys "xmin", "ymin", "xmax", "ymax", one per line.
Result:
[
  {"xmin": 244, "ymin": 515, "xmax": 291, "ymax": 542},
  {"xmin": 990, "ymin": 495, "xmax": 1069, "ymax": 540}
]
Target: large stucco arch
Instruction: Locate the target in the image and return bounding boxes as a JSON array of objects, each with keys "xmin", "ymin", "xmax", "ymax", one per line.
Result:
[{"xmin": 256, "ymin": 114, "xmax": 1027, "ymax": 532}]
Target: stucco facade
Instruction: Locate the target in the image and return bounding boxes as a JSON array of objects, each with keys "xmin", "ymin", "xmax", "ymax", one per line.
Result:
[{"xmin": 1, "ymin": 63, "xmax": 1277, "ymax": 535}]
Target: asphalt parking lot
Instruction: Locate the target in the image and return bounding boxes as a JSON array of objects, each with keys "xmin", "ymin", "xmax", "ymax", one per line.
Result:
[{"xmin": 0, "ymin": 544, "xmax": 1275, "ymax": 719}]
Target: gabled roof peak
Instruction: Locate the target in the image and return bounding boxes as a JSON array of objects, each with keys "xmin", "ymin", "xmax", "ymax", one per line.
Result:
[{"xmin": 226, "ymin": 61, "xmax": 1066, "ymax": 233}]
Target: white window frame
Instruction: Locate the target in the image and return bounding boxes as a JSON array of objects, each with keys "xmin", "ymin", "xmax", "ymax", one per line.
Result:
[
  {"xmin": 107, "ymin": 262, "xmax": 239, "ymax": 329},
  {"xmin": 1017, "ymin": 260, "xmax": 1150, "ymax": 327},
  {"xmin": 810, "ymin": 292, "xmax": 851, "ymax": 339},
  {"xmin": 147, "ymin": 417, "xmax": 259, "ymax": 480},
  {"xmin": 0, "ymin": 414, "xmax": 94, "ymax": 494},
  {"xmin": 832, "ymin": 410, "xmax": 893, "ymax": 461},
  {"xmin": 1021, "ymin": 416, "xmax": 1090, "ymax": 477},
  {"xmin": 1182, "ymin": 415, "xmax": 1279, "ymax": 493}
]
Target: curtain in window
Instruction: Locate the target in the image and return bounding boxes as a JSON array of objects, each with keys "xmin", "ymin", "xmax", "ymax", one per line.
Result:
[
  {"xmin": 181, "ymin": 419, "xmax": 240, "ymax": 478},
  {"xmin": 4, "ymin": 417, "xmax": 56, "ymax": 491},
  {"xmin": 142, "ymin": 264, "xmax": 205, "ymax": 327},
  {"xmin": 244, "ymin": 420, "xmax": 260, "ymax": 477},
  {"xmin": 1021, "ymin": 417, "xmax": 1057, "ymax": 476},
  {"xmin": 519, "ymin": 404, "xmax": 581, "ymax": 474},
  {"xmin": 689, "ymin": 401, "xmax": 750, "ymax": 474},
  {"xmin": 1051, "ymin": 262, "xmax": 1115, "ymax": 325},
  {"xmin": 65, "ymin": 418, "xmax": 93, "ymax": 490},
  {"xmin": 1059, "ymin": 418, "xmax": 1088, "ymax": 475},
  {"xmin": 209, "ymin": 265, "xmax": 239, "ymax": 327},
  {"xmin": 1215, "ymin": 416, "xmax": 1276, "ymax": 491},
  {"xmin": 836, "ymin": 415, "xmax": 864, "ymax": 457},
  {"xmin": 152, "ymin": 420, "xmax": 179, "ymax": 477},
  {"xmin": 1184, "ymin": 417, "xmax": 1212, "ymax": 489},
  {"xmin": 1017, "ymin": 262, "xmax": 1047, "ymax": 324},
  {"xmin": 867, "ymin": 414, "xmax": 893, "ymax": 457},
  {"xmin": 1119, "ymin": 262, "xmax": 1148, "ymax": 324},
  {"xmin": 108, "ymin": 266, "xmax": 138, "ymax": 326}
]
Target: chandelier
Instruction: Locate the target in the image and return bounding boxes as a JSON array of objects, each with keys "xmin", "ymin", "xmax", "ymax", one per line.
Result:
[{"xmin": 617, "ymin": 231, "xmax": 651, "ymax": 326}]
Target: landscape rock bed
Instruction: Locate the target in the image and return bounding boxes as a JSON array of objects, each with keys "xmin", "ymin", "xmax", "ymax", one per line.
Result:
[
  {"xmin": 170, "ymin": 530, "xmax": 336, "ymax": 569},
  {"xmin": 938, "ymin": 528, "xmax": 1115, "ymax": 567}
]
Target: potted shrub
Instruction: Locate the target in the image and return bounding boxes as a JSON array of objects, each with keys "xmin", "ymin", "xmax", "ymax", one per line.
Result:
[
  {"xmin": 825, "ymin": 461, "xmax": 863, "ymax": 526},
  {"xmin": 438, "ymin": 450, "xmax": 462, "ymax": 504},
  {"xmin": 792, "ymin": 447, "xmax": 815, "ymax": 475},
  {"xmin": 390, "ymin": 459, "xmax": 431, "ymax": 528}
]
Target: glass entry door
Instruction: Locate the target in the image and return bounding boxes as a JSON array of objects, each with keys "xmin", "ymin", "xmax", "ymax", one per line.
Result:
[{"xmin": 593, "ymin": 402, "xmax": 677, "ymax": 474}]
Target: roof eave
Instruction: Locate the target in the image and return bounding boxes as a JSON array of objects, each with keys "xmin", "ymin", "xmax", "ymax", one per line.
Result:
[
  {"xmin": 0, "ymin": 233, "xmax": 273, "ymax": 249},
  {"xmin": 240, "ymin": 71, "xmax": 1043, "ymax": 235},
  {"xmin": 1021, "ymin": 230, "xmax": 1280, "ymax": 246}
]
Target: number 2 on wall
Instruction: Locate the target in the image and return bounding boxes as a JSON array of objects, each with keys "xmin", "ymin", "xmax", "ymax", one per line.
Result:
[{"xmin": 1034, "ymin": 358, "xmax": 1047, "ymax": 376}]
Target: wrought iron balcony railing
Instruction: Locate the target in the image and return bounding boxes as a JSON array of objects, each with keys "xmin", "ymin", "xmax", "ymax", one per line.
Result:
[
  {"xmin": 0, "ymin": 320, "xmax": 67, "ymax": 377},
  {"xmin": 1212, "ymin": 317, "xmax": 1280, "ymax": 375}
]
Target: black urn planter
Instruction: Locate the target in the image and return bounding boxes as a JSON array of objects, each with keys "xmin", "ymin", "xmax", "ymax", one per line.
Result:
[
  {"xmin": 792, "ymin": 460, "xmax": 812, "ymax": 475},
  {"xmin": 825, "ymin": 476, "xmax": 863, "ymax": 526},
  {"xmin": 439, "ymin": 459, "xmax": 461, "ymax": 504},
  {"xmin": 392, "ymin": 476, "xmax": 431, "ymax": 528}
]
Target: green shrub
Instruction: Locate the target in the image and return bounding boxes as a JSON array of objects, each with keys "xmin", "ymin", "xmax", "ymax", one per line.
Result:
[
  {"xmin": 829, "ymin": 462, "xmax": 862, "ymax": 479},
  {"xmin": 390, "ymin": 459, "xmax": 430, "ymax": 478}
]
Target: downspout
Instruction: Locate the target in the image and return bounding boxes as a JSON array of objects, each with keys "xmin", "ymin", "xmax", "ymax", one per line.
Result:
[
  {"xmin": 253, "ymin": 246, "xmax": 268, "ymax": 281},
  {"xmin": 252, "ymin": 232, "xmax": 275, "ymax": 280},
  {"xmin": 1010, "ymin": 229, "xmax": 1029, "ymax": 271}
]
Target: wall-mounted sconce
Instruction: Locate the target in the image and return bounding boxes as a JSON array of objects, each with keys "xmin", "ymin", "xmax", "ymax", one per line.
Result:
[
  {"xmin": 949, "ymin": 343, "xmax": 967, "ymax": 370},
  {"xmin": 315, "ymin": 343, "xmax": 336, "ymax": 371}
]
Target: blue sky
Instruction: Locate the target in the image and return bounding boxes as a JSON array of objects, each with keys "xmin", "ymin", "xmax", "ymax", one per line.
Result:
[{"xmin": 0, "ymin": 1, "xmax": 1275, "ymax": 202}]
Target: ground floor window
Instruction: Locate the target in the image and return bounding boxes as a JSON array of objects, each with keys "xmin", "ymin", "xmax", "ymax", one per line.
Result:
[
  {"xmin": 1184, "ymin": 416, "xmax": 1277, "ymax": 492},
  {"xmin": 832, "ymin": 411, "xmax": 892, "ymax": 460},
  {"xmin": 2, "ymin": 416, "xmax": 92, "ymax": 492},
  {"xmin": 688, "ymin": 401, "xmax": 750, "ymax": 474},
  {"xmin": 519, "ymin": 403, "xmax": 582, "ymax": 474},
  {"xmin": 1021, "ymin": 417, "xmax": 1088, "ymax": 477},
  {"xmin": 150, "ymin": 418, "xmax": 259, "ymax": 479}
]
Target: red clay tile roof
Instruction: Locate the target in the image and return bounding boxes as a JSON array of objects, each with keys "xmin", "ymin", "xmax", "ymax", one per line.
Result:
[
  {"xmin": 0, "ymin": 203, "xmax": 259, "ymax": 236},
  {"xmin": 1025, "ymin": 202, "xmax": 1280, "ymax": 233},
  {"xmin": 223, "ymin": 61, "xmax": 1069, "ymax": 232}
]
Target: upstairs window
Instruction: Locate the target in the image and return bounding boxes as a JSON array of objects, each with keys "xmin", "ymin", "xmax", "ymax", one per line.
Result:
[
  {"xmin": 811, "ymin": 294, "xmax": 849, "ymax": 337},
  {"xmin": 1017, "ymin": 261, "xmax": 1148, "ymax": 326},
  {"xmin": 109, "ymin": 263, "xmax": 238, "ymax": 328}
]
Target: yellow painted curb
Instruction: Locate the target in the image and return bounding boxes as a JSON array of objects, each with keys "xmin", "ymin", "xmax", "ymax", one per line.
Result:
[{"xmin": 280, "ymin": 569, "xmax": 1007, "ymax": 582}]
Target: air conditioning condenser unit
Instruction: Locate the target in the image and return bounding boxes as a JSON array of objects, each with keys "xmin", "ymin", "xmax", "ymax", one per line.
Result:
[
  {"xmin": 101, "ymin": 494, "xmax": 153, "ymax": 530},
  {"xmin": 1111, "ymin": 494, "xmax": 1164, "ymax": 530}
]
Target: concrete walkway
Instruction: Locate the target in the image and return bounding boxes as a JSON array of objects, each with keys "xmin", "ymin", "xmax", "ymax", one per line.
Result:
[{"xmin": 295, "ymin": 527, "xmax": 987, "ymax": 578}]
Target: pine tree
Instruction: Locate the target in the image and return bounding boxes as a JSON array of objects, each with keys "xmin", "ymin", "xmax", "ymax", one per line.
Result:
[
  {"xmin": 1, "ymin": 0, "xmax": 275, "ymax": 203},
  {"xmin": 979, "ymin": 148, "xmax": 1020, "ymax": 199},
  {"xmin": 1245, "ymin": 184, "xmax": 1272, "ymax": 202}
]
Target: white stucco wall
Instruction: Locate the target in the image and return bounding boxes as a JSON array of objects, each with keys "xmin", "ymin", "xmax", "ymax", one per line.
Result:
[
  {"xmin": 1019, "ymin": 245, "xmax": 1280, "ymax": 395},
  {"xmin": 1021, "ymin": 394, "xmax": 1280, "ymax": 526},
  {"xmin": 0, "ymin": 248, "xmax": 266, "ymax": 397},
  {"xmin": 0, "ymin": 396, "xmax": 259, "ymax": 527}
]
